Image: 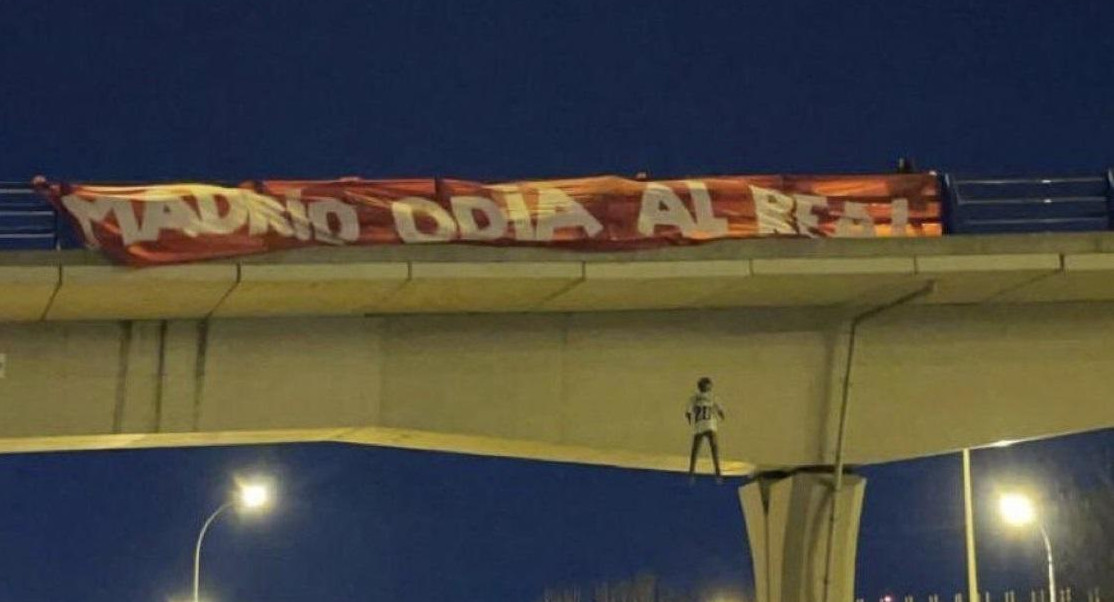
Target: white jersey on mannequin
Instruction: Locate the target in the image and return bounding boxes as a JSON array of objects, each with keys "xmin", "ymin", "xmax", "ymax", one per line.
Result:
[{"xmin": 688, "ymin": 391, "xmax": 723, "ymax": 434}]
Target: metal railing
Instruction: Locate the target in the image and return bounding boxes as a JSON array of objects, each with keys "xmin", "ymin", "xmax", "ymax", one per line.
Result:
[
  {"xmin": 860, "ymin": 587, "xmax": 1102, "ymax": 602},
  {"xmin": 942, "ymin": 170, "xmax": 1114, "ymax": 234},
  {"xmin": 4, "ymin": 170, "xmax": 1114, "ymax": 252},
  {"xmin": 0, "ymin": 182, "xmax": 77, "ymax": 250}
]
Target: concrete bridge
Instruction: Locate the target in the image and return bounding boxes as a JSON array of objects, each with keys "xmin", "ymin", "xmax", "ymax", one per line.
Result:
[{"xmin": 4, "ymin": 232, "xmax": 1114, "ymax": 602}]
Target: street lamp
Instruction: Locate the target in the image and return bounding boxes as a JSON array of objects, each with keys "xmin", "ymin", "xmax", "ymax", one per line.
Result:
[
  {"xmin": 961, "ymin": 440, "xmax": 1020, "ymax": 602},
  {"xmin": 998, "ymin": 493, "xmax": 1056, "ymax": 602},
  {"xmin": 193, "ymin": 479, "xmax": 273, "ymax": 602}
]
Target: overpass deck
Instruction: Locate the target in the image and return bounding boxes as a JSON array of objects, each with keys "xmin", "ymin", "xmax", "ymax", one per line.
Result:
[
  {"xmin": 8, "ymin": 185, "xmax": 1113, "ymax": 602},
  {"xmin": 2, "ymin": 231, "xmax": 1114, "ymax": 478},
  {"xmin": 4, "ymin": 231, "xmax": 1114, "ymax": 321}
]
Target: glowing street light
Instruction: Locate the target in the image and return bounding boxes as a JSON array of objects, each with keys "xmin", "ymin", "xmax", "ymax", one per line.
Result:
[
  {"xmin": 238, "ymin": 483, "xmax": 270, "ymax": 510},
  {"xmin": 961, "ymin": 440, "xmax": 1024, "ymax": 602},
  {"xmin": 193, "ymin": 479, "xmax": 274, "ymax": 602},
  {"xmin": 999, "ymin": 493, "xmax": 1036, "ymax": 526},
  {"xmin": 998, "ymin": 493, "xmax": 1056, "ymax": 602}
]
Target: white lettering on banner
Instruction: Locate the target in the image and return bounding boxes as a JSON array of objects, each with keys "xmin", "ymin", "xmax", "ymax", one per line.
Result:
[
  {"xmin": 685, "ymin": 181, "xmax": 728, "ymax": 237},
  {"xmin": 637, "ymin": 184, "xmax": 688, "ymax": 235},
  {"xmin": 56, "ymin": 179, "xmax": 919, "ymax": 255},
  {"xmin": 793, "ymin": 194, "xmax": 825, "ymax": 237},
  {"xmin": 113, "ymin": 200, "xmax": 144, "ymax": 245},
  {"xmin": 835, "ymin": 202, "xmax": 876, "ymax": 237},
  {"xmin": 491, "ymin": 185, "xmax": 535, "ymax": 241},
  {"xmin": 195, "ymin": 193, "xmax": 248, "ymax": 236},
  {"xmin": 137, "ymin": 199, "xmax": 200, "ymax": 242},
  {"xmin": 451, "ymin": 196, "xmax": 507, "ymax": 240},
  {"xmin": 752, "ymin": 185, "xmax": 796, "ymax": 235},
  {"xmin": 392, "ymin": 197, "xmax": 457, "ymax": 242},
  {"xmin": 61, "ymin": 189, "xmax": 361, "ymax": 247},
  {"xmin": 637, "ymin": 182, "xmax": 726, "ymax": 237},
  {"xmin": 889, "ymin": 198, "xmax": 908, "ymax": 236},
  {"xmin": 246, "ymin": 194, "xmax": 294, "ymax": 237},
  {"xmin": 61, "ymin": 195, "xmax": 115, "ymax": 248},
  {"xmin": 284, "ymin": 190, "xmax": 313, "ymax": 241},
  {"xmin": 308, "ymin": 199, "xmax": 359, "ymax": 244},
  {"xmin": 638, "ymin": 183, "xmax": 695, "ymax": 236},
  {"xmin": 752, "ymin": 185, "xmax": 829, "ymax": 237},
  {"xmin": 534, "ymin": 189, "xmax": 603, "ymax": 241}
]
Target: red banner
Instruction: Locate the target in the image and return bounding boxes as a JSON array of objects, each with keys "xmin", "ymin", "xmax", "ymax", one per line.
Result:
[{"xmin": 36, "ymin": 174, "xmax": 940, "ymax": 266}]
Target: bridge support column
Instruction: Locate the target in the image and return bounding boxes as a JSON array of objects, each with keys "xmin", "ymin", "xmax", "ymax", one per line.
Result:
[{"xmin": 740, "ymin": 470, "xmax": 866, "ymax": 602}]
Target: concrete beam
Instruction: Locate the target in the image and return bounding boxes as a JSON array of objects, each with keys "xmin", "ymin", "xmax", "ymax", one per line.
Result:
[
  {"xmin": 213, "ymin": 263, "xmax": 409, "ymax": 317},
  {"xmin": 995, "ymin": 253, "xmax": 1114, "ymax": 303},
  {"xmin": 544, "ymin": 260, "xmax": 751, "ymax": 311},
  {"xmin": 3, "ymin": 304, "xmax": 1112, "ymax": 469},
  {"xmin": 706, "ymin": 257, "xmax": 917, "ymax": 306},
  {"xmin": 915, "ymin": 253, "xmax": 1061, "ymax": 304},
  {"xmin": 380, "ymin": 262, "xmax": 583, "ymax": 313},
  {"xmin": 47, "ymin": 265, "xmax": 237, "ymax": 320},
  {"xmin": 0, "ymin": 266, "xmax": 58, "ymax": 321},
  {"xmin": 13, "ymin": 233, "xmax": 1114, "ymax": 320}
]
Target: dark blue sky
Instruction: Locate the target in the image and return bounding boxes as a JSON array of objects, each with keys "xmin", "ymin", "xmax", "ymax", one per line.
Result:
[
  {"xmin": 2, "ymin": 0, "xmax": 1112, "ymax": 182},
  {"xmin": 860, "ymin": 428, "xmax": 1114, "ymax": 598},
  {"xmin": 0, "ymin": 444, "xmax": 750, "ymax": 601},
  {"xmin": 0, "ymin": 429, "xmax": 1111, "ymax": 601}
]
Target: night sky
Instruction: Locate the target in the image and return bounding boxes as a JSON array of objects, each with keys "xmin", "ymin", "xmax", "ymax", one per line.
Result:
[
  {"xmin": 0, "ymin": 430, "xmax": 1111, "ymax": 601},
  {"xmin": 0, "ymin": 444, "xmax": 750, "ymax": 601},
  {"xmin": 2, "ymin": 0, "xmax": 1114, "ymax": 600},
  {"xmin": 859, "ymin": 429, "xmax": 1114, "ymax": 598},
  {"xmin": 2, "ymin": 0, "xmax": 1113, "ymax": 181}
]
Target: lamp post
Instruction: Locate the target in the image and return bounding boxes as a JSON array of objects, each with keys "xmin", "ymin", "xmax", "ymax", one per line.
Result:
[
  {"xmin": 962, "ymin": 440, "xmax": 1016, "ymax": 602},
  {"xmin": 963, "ymin": 448, "xmax": 979, "ymax": 602},
  {"xmin": 998, "ymin": 493, "xmax": 1056, "ymax": 602},
  {"xmin": 193, "ymin": 481, "xmax": 272, "ymax": 602}
]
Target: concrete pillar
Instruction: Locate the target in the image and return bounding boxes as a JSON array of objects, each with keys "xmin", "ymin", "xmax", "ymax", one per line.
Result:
[{"xmin": 740, "ymin": 469, "xmax": 866, "ymax": 602}]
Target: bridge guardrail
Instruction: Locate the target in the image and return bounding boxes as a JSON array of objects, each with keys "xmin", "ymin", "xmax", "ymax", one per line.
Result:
[
  {"xmin": 942, "ymin": 170, "xmax": 1114, "ymax": 234},
  {"xmin": 4, "ymin": 171, "xmax": 1114, "ymax": 253},
  {"xmin": 0, "ymin": 183, "xmax": 80, "ymax": 250}
]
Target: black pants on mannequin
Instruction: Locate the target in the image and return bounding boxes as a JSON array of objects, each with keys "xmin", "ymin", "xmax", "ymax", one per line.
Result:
[{"xmin": 688, "ymin": 430, "xmax": 723, "ymax": 484}]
